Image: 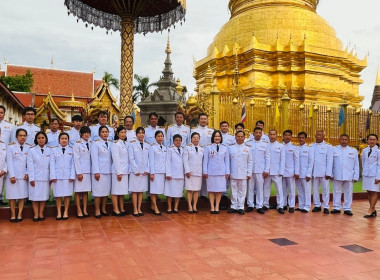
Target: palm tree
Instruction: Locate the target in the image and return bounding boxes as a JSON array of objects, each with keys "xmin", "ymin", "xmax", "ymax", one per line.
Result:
[
  {"xmin": 102, "ymin": 71, "xmax": 120, "ymax": 90},
  {"xmin": 133, "ymin": 74, "xmax": 157, "ymax": 103}
]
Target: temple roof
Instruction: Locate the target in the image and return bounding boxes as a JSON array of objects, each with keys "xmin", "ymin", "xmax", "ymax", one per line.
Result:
[{"xmin": 0, "ymin": 80, "xmax": 25, "ymax": 109}]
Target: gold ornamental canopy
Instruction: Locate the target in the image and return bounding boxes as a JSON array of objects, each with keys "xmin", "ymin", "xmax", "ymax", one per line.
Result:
[{"xmin": 64, "ymin": 0, "xmax": 186, "ymax": 117}]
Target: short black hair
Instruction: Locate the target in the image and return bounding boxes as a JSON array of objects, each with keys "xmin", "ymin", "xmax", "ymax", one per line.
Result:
[
  {"xmin": 115, "ymin": 126, "xmax": 126, "ymax": 140},
  {"xmin": 155, "ymin": 130, "xmax": 164, "ymax": 138},
  {"xmin": 124, "ymin": 115, "xmax": 135, "ymax": 123},
  {"xmin": 15, "ymin": 128, "xmax": 27, "ymax": 138},
  {"xmin": 298, "ymin": 131, "xmax": 307, "ymax": 138},
  {"xmin": 173, "ymin": 134, "xmax": 182, "ymax": 141},
  {"xmin": 72, "ymin": 115, "xmax": 83, "ymax": 122},
  {"xmin": 211, "ymin": 130, "xmax": 223, "ymax": 144},
  {"xmin": 34, "ymin": 131, "xmax": 48, "ymax": 145},
  {"xmin": 235, "ymin": 123, "xmax": 244, "ymax": 130},
  {"xmin": 235, "ymin": 130, "xmax": 245, "ymax": 136},
  {"xmin": 283, "ymin": 129, "xmax": 293, "ymax": 136},
  {"xmin": 80, "ymin": 126, "xmax": 91, "ymax": 136},
  {"xmin": 59, "ymin": 132, "xmax": 69, "ymax": 141},
  {"xmin": 98, "ymin": 110, "xmax": 109, "ymax": 118},
  {"xmin": 136, "ymin": 127, "xmax": 145, "ymax": 134},
  {"xmin": 0, "ymin": 105, "xmax": 5, "ymax": 112},
  {"xmin": 199, "ymin": 113, "xmax": 208, "ymax": 119},
  {"xmin": 367, "ymin": 134, "xmax": 378, "ymax": 140},
  {"xmin": 174, "ymin": 112, "xmax": 184, "ymax": 117},
  {"xmin": 340, "ymin": 133, "xmax": 349, "ymax": 139},
  {"xmin": 253, "ymin": 127, "xmax": 263, "ymax": 132},
  {"xmin": 220, "ymin": 121, "xmax": 229, "ymax": 126},
  {"xmin": 149, "ymin": 112, "xmax": 159, "ymax": 119},
  {"xmin": 255, "ymin": 120, "xmax": 265, "ymax": 126},
  {"xmin": 50, "ymin": 118, "xmax": 59, "ymax": 124},
  {"xmin": 22, "ymin": 107, "xmax": 36, "ymax": 116},
  {"xmin": 191, "ymin": 132, "xmax": 200, "ymax": 139},
  {"xmin": 98, "ymin": 125, "xmax": 109, "ymax": 135}
]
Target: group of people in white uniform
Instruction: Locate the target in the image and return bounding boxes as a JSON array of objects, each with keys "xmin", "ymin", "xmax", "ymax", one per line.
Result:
[{"xmin": 0, "ymin": 106, "xmax": 378, "ymax": 222}]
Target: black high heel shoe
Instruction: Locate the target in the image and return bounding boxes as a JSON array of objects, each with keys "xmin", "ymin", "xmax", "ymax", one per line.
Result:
[{"xmin": 364, "ymin": 210, "xmax": 377, "ymax": 218}]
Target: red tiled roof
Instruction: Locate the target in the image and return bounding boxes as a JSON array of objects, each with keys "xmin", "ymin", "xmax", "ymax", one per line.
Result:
[
  {"xmin": 13, "ymin": 92, "xmax": 33, "ymax": 107},
  {"xmin": 6, "ymin": 65, "xmax": 95, "ymax": 98},
  {"xmin": 94, "ymin": 80, "xmax": 103, "ymax": 91},
  {"xmin": 0, "ymin": 70, "xmax": 5, "ymax": 77}
]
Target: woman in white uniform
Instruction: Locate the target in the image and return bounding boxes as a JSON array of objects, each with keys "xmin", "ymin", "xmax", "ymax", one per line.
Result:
[
  {"xmin": 27, "ymin": 131, "xmax": 54, "ymax": 221},
  {"xmin": 203, "ymin": 130, "xmax": 230, "ymax": 214},
  {"xmin": 0, "ymin": 140, "xmax": 7, "ymax": 213},
  {"xmin": 51, "ymin": 133, "xmax": 75, "ymax": 220},
  {"xmin": 165, "ymin": 134, "xmax": 185, "ymax": 214},
  {"xmin": 362, "ymin": 134, "xmax": 380, "ymax": 218},
  {"xmin": 6, "ymin": 129, "xmax": 30, "ymax": 222},
  {"xmin": 129, "ymin": 127, "xmax": 149, "ymax": 216},
  {"xmin": 73, "ymin": 126, "xmax": 92, "ymax": 218},
  {"xmin": 183, "ymin": 132, "xmax": 204, "ymax": 213},
  {"xmin": 111, "ymin": 126, "xmax": 129, "ymax": 216},
  {"xmin": 148, "ymin": 130, "xmax": 167, "ymax": 215},
  {"xmin": 91, "ymin": 125, "xmax": 113, "ymax": 218}
]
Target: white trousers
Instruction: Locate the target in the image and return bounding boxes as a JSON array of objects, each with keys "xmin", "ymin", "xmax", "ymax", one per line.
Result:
[
  {"xmin": 247, "ymin": 173, "xmax": 264, "ymax": 208},
  {"xmin": 333, "ymin": 180, "xmax": 353, "ymax": 211},
  {"xmin": 263, "ymin": 175, "xmax": 284, "ymax": 208},
  {"xmin": 296, "ymin": 178, "xmax": 311, "ymax": 211},
  {"xmin": 282, "ymin": 177, "xmax": 296, "ymax": 208},
  {"xmin": 312, "ymin": 177, "xmax": 330, "ymax": 209},
  {"xmin": 230, "ymin": 179, "xmax": 247, "ymax": 210}
]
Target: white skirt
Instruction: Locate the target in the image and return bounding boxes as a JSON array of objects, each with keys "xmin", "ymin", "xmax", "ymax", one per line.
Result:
[
  {"xmin": 185, "ymin": 175, "xmax": 202, "ymax": 191},
  {"xmin": 74, "ymin": 174, "xmax": 92, "ymax": 192},
  {"xmin": 362, "ymin": 176, "xmax": 380, "ymax": 192},
  {"xmin": 164, "ymin": 178, "xmax": 184, "ymax": 198},
  {"xmin": 6, "ymin": 177, "xmax": 28, "ymax": 200},
  {"xmin": 129, "ymin": 173, "xmax": 148, "ymax": 192},
  {"xmin": 29, "ymin": 180, "xmax": 50, "ymax": 201},
  {"xmin": 207, "ymin": 175, "xmax": 227, "ymax": 193},
  {"xmin": 92, "ymin": 174, "xmax": 111, "ymax": 197},
  {"xmin": 111, "ymin": 174, "xmax": 129, "ymax": 195},
  {"xmin": 150, "ymin": 173, "xmax": 165, "ymax": 194},
  {"xmin": 53, "ymin": 179, "xmax": 74, "ymax": 197}
]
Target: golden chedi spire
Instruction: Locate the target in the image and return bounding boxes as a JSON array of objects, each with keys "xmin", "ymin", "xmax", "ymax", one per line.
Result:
[{"xmin": 376, "ymin": 67, "xmax": 380, "ymax": 86}]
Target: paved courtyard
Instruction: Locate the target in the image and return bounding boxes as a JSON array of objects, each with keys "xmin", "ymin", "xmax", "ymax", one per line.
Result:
[{"xmin": 0, "ymin": 200, "xmax": 379, "ymax": 280}]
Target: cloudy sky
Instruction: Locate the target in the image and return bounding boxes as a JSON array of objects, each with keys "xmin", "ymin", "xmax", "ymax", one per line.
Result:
[{"xmin": 1, "ymin": 0, "xmax": 379, "ymax": 108}]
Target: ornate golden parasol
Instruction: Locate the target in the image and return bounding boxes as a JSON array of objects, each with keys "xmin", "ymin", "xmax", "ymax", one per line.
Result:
[{"xmin": 64, "ymin": 0, "xmax": 186, "ymax": 116}]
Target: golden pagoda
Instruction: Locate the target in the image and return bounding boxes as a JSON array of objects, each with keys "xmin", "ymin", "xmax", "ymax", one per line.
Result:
[{"xmin": 194, "ymin": 0, "xmax": 367, "ymax": 107}]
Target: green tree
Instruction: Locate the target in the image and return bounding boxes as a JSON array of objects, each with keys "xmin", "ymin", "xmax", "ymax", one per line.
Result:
[
  {"xmin": 133, "ymin": 74, "xmax": 157, "ymax": 103},
  {"xmin": 102, "ymin": 71, "xmax": 120, "ymax": 90},
  {"xmin": 0, "ymin": 70, "xmax": 34, "ymax": 92}
]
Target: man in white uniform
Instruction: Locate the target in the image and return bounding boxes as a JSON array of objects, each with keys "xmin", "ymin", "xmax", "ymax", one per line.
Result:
[
  {"xmin": 263, "ymin": 129, "xmax": 285, "ymax": 214},
  {"xmin": 296, "ymin": 132, "xmax": 314, "ymax": 213},
  {"xmin": 67, "ymin": 115, "xmax": 83, "ymax": 146},
  {"xmin": 249, "ymin": 120, "xmax": 269, "ymax": 143},
  {"xmin": 0, "ymin": 105, "xmax": 14, "ymax": 144},
  {"xmin": 46, "ymin": 118, "xmax": 60, "ymax": 147},
  {"xmin": 144, "ymin": 112, "xmax": 166, "ymax": 145},
  {"xmin": 282, "ymin": 129, "xmax": 299, "ymax": 213},
  {"xmin": 331, "ymin": 134, "xmax": 359, "ymax": 216},
  {"xmin": 124, "ymin": 115, "xmax": 137, "ymax": 142},
  {"xmin": 166, "ymin": 112, "xmax": 190, "ymax": 147},
  {"xmin": 311, "ymin": 130, "xmax": 333, "ymax": 214},
  {"xmin": 13, "ymin": 107, "xmax": 40, "ymax": 145},
  {"xmin": 91, "ymin": 111, "xmax": 114, "ymax": 141},
  {"xmin": 228, "ymin": 131, "xmax": 252, "ymax": 215},
  {"xmin": 246, "ymin": 127, "xmax": 270, "ymax": 214}
]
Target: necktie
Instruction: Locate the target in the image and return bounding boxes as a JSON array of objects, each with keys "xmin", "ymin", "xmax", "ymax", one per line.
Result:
[
  {"xmin": 62, "ymin": 148, "xmax": 65, "ymax": 154},
  {"xmin": 105, "ymin": 142, "xmax": 108, "ymax": 148},
  {"xmin": 195, "ymin": 146, "xmax": 198, "ymax": 153},
  {"xmin": 41, "ymin": 148, "xmax": 44, "ymax": 154},
  {"xmin": 368, "ymin": 148, "xmax": 372, "ymax": 158},
  {"xmin": 160, "ymin": 145, "xmax": 162, "ymax": 150},
  {"xmin": 86, "ymin": 143, "xmax": 89, "ymax": 151},
  {"xmin": 20, "ymin": 146, "xmax": 23, "ymax": 152},
  {"xmin": 217, "ymin": 144, "xmax": 219, "ymax": 153},
  {"xmin": 140, "ymin": 142, "xmax": 143, "ymax": 149},
  {"xmin": 178, "ymin": 148, "xmax": 181, "ymax": 154}
]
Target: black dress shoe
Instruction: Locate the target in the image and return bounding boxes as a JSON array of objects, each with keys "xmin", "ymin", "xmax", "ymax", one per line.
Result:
[
  {"xmin": 289, "ymin": 208, "xmax": 295, "ymax": 213},
  {"xmin": 330, "ymin": 209, "xmax": 341, "ymax": 214},
  {"xmin": 132, "ymin": 213, "xmax": 139, "ymax": 217},
  {"xmin": 257, "ymin": 208, "xmax": 265, "ymax": 214},
  {"xmin": 237, "ymin": 209, "xmax": 245, "ymax": 215},
  {"xmin": 193, "ymin": 210, "xmax": 199, "ymax": 214},
  {"xmin": 364, "ymin": 210, "xmax": 377, "ymax": 218},
  {"xmin": 228, "ymin": 208, "xmax": 237, "ymax": 213},
  {"xmin": 83, "ymin": 214, "xmax": 90, "ymax": 218},
  {"xmin": 77, "ymin": 214, "xmax": 84, "ymax": 219},
  {"xmin": 277, "ymin": 208, "xmax": 285, "ymax": 214},
  {"xmin": 166, "ymin": 210, "xmax": 172, "ymax": 214},
  {"xmin": 188, "ymin": 210, "xmax": 193, "ymax": 214},
  {"xmin": 344, "ymin": 210, "xmax": 353, "ymax": 216},
  {"xmin": 214, "ymin": 211, "xmax": 220, "ymax": 214},
  {"xmin": 283, "ymin": 206, "xmax": 288, "ymax": 210},
  {"xmin": 312, "ymin": 206, "xmax": 321, "ymax": 212},
  {"xmin": 62, "ymin": 216, "xmax": 69, "ymax": 220},
  {"xmin": 39, "ymin": 217, "xmax": 45, "ymax": 221},
  {"xmin": 33, "ymin": 217, "xmax": 39, "ymax": 222},
  {"xmin": 295, "ymin": 208, "xmax": 301, "ymax": 211},
  {"xmin": 154, "ymin": 212, "xmax": 162, "ymax": 216},
  {"xmin": 210, "ymin": 210, "xmax": 216, "ymax": 214},
  {"xmin": 16, "ymin": 218, "xmax": 23, "ymax": 222},
  {"xmin": 56, "ymin": 216, "xmax": 62, "ymax": 221},
  {"xmin": 246, "ymin": 207, "xmax": 254, "ymax": 212},
  {"xmin": 300, "ymin": 209, "xmax": 308, "ymax": 213},
  {"xmin": 323, "ymin": 208, "xmax": 330, "ymax": 214},
  {"xmin": 101, "ymin": 212, "xmax": 109, "ymax": 216},
  {"xmin": 262, "ymin": 206, "xmax": 269, "ymax": 211},
  {"xmin": 112, "ymin": 211, "xmax": 122, "ymax": 217},
  {"xmin": 173, "ymin": 210, "xmax": 179, "ymax": 214},
  {"xmin": 95, "ymin": 214, "xmax": 101, "ymax": 219},
  {"xmin": 10, "ymin": 218, "xmax": 16, "ymax": 223},
  {"xmin": 120, "ymin": 211, "xmax": 129, "ymax": 216},
  {"xmin": 138, "ymin": 212, "xmax": 144, "ymax": 216}
]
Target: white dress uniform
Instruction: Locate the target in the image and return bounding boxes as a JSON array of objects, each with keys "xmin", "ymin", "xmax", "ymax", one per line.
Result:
[
  {"xmin": 47, "ymin": 131, "xmax": 60, "ymax": 147},
  {"xmin": 0, "ymin": 141, "xmax": 7, "ymax": 196},
  {"xmin": 247, "ymin": 139, "xmax": 270, "ymax": 209},
  {"xmin": 229, "ymin": 143, "xmax": 252, "ymax": 210},
  {"xmin": 144, "ymin": 125, "xmax": 166, "ymax": 145},
  {"xmin": 183, "ymin": 143, "xmax": 204, "ymax": 191},
  {"xmin": 263, "ymin": 141, "xmax": 285, "ymax": 209},
  {"xmin": 111, "ymin": 140, "xmax": 130, "ymax": 195},
  {"xmin": 332, "ymin": 145, "xmax": 359, "ymax": 211},
  {"xmin": 51, "ymin": 145, "xmax": 75, "ymax": 197},
  {"xmin": 90, "ymin": 124, "xmax": 114, "ymax": 141},
  {"xmin": 27, "ymin": 145, "xmax": 54, "ymax": 201},
  {"xmin": 73, "ymin": 139, "xmax": 92, "ymax": 192},
  {"xmin": 149, "ymin": 142, "xmax": 167, "ymax": 194},
  {"xmin": 91, "ymin": 139, "xmax": 112, "ymax": 197},
  {"xmin": 222, "ymin": 132, "xmax": 236, "ymax": 146},
  {"xmin": 128, "ymin": 140, "xmax": 149, "ymax": 192},
  {"xmin": 164, "ymin": 145, "xmax": 185, "ymax": 197},
  {"xmin": 67, "ymin": 127, "xmax": 81, "ymax": 147},
  {"xmin": 203, "ymin": 143, "xmax": 230, "ymax": 192},
  {"xmin": 191, "ymin": 125, "xmax": 214, "ymax": 196},
  {"xmin": 361, "ymin": 146, "xmax": 380, "ymax": 192},
  {"xmin": 166, "ymin": 124, "xmax": 190, "ymax": 147},
  {"xmin": 311, "ymin": 141, "xmax": 333, "ymax": 209},
  {"xmin": 282, "ymin": 142, "xmax": 299, "ymax": 208},
  {"xmin": 250, "ymin": 132, "xmax": 269, "ymax": 143},
  {"xmin": 296, "ymin": 144, "xmax": 314, "ymax": 211},
  {"xmin": 0, "ymin": 119, "xmax": 14, "ymax": 144},
  {"xmin": 5, "ymin": 142, "xmax": 30, "ymax": 199},
  {"xmin": 126, "ymin": 129, "xmax": 137, "ymax": 143},
  {"xmin": 14, "ymin": 122, "xmax": 40, "ymax": 145}
]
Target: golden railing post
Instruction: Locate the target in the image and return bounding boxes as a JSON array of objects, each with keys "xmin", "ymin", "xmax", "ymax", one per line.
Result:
[
  {"xmin": 281, "ymin": 91, "xmax": 291, "ymax": 131},
  {"xmin": 233, "ymin": 98, "xmax": 238, "ymax": 128},
  {"xmin": 299, "ymin": 103, "xmax": 305, "ymax": 132},
  {"xmin": 266, "ymin": 99, "xmax": 271, "ymax": 132},
  {"xmin": 327, "ymin": 106, "xmax": 332, "ymax": 143},
  {"xmin": 249, "ymin": 98, "xmax": 255, "ymax": 134},
  {"xmin": 210, "ymin": 81, "xmax": 220, "ymax": 128},
  {"xmin": 313, "ymin": 104, "xmax": 318, "ymax": 139}
]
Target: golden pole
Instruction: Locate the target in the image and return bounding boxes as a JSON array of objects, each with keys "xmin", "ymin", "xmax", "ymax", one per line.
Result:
[
  {"xmin": 281, "ymin": 91, "xmax": 291, "ymax": 131},
  {"xmin": 120, "ymin": 14, "xmax": 136, "ymax": 117}
]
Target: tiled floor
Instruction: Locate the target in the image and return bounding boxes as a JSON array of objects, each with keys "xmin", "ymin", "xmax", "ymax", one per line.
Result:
[{"xmin": 0, "ymin": 200, "xmax": 379, "ymax": 280}]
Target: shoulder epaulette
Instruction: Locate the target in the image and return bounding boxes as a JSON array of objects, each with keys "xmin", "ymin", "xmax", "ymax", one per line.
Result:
[
  {"xmin": 220, "ymin": 143, "xmax": 226, "ymax": 146},
  {"xmin": 168, "ymin": 124, "xmax": 174, "ymax": 128},
  {"xmin": 199, "ymin": 145, "xmax": 204, "ymax": 148},
  {"xmin": 187, "ymin": 143, "xmax": 192, "ymax": 146},
  {"xmin": 114, "ymin": 140, "xmax": 119, "ymax": 143},
  {"xmin": 170, "ymin": 145, "xmax": 174, "ymax": 148},
  {"xmin": 91, "ymin": 124, "xmax": 97, "ymax": 126},
  {"xmin": 151, "ymin": 142, "xmax": 156, "ymax": 146},
  {"xmin": 47, "ymin": 145, "xmax": 57, "ymax": 149},
  {"xmin": 207, "ymin": 143, "xmax": 212, "ymax": 146},
  {"xmin": 144, "ymin": 125, "xmax": 149, "ymax": 128},
  {"xmin": 245, "ymin": 143, "xmax": 251, "ymax": 147},
  {"xmin": 184, "ymin": 124, "xmax": 189, "ymax": 128},
  {"xmin": 107, "ymin": 139, "xmax": 112, "ymax": 142},
  {"xmin": 95, "ymin": 139, "xmax": 101, "ymax": 142},
  {"xmin": 8, "ymin": 142, "xmax": 16, "ymax": 146},
  {"xmin": 89, "ymin": 140, "xmax": 92, "ymax": 143},
  {"xmin": 144, "ymin": 141, "xmax": 149, "ymax": 144},
  {"xmin": 76, "ymin": 140, "xmax": 81, "ymax": 143},
  {"xmin": 25, "ymin": 143, "xmax": 33, "ymax": 146},
  {"xmin": 229, "ymin": 143, "xmax": 235, "ymax": 146},
  {"xmin": 130, "ymin": 140, "xmax": 136, "ymax": 143},
  {"xmin": 190, "ymin": 126, "xmax": 197, "ymax": 129},
  {"xmin": 0, "ymin": 140, "xmax": 3, "ymax": 143},
  {"xmin": 17, "ymin": 123, "xmax": 23, "ymax": 126}
]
